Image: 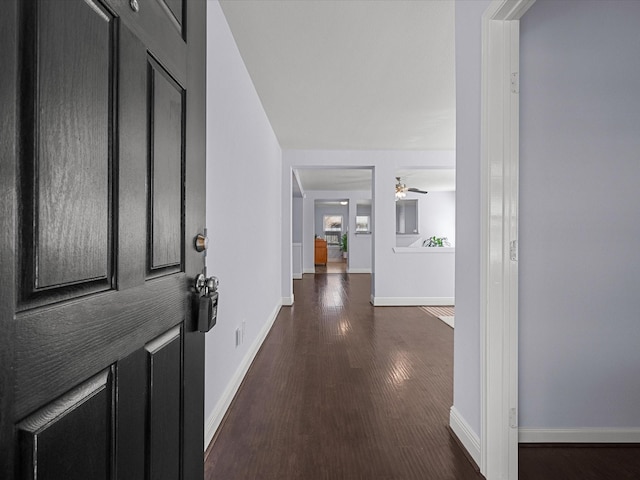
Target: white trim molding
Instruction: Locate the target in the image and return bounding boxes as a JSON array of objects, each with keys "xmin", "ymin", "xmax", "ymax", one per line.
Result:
[
  {"xmin": 204, "ymin": 302, "xmax": 281, "ymax": 450},
  {"xmin": 303, "ymin": 268, "xmax": 315, "ymax": 274},
  {"xmin": 292, "ymin": 242, "xmax": 303, "ymax": 279},
  {"xmin": 519, "ymin": 428, "xmax": 640, "ymax": 444},
  {"xmin": 481, "ymin": 1, "xmax": 535, "ymax": 479},
  {"xmin": 372, "ymin": 296, "xmax": 454, "ymax": 307},
  {"xmin": 347, "ymin": 268, "xmax": 371, "ymax": 274},
  {"xmin": 282, "ymin": 295, "xmax": 294, "ymax": 306},
  {"xmin": 450, "ymin": 406, "xmax": 481, "ymax": 468}
]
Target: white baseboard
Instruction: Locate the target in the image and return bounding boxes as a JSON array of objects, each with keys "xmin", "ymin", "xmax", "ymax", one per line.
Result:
[
  {"xmin": 293, "ymin": 273, "xmax": 302, "ymax": 280},
  {"xmin": 347, "ymin": 268, "xmax": 371, "ymax": 274},
  {"xmin": 519, "ymin": 428, "xmax": 640, "ymax": 443},
  {"xmin": 204, "ymin": 301, "xmax": 281, "ymax": 451},
  {"xmin": 282, "ymin": 295, "xmax": 294, "ymax": 306},
  {"xmin": 372, "ymin": 296, "xmax": 455, "ymax": 306},
  {"xmin": 303, "ymin": 268, "xmax": 315, "ymax": 274},
  {"xmin": 449, "ymin": 406, "xmax": 481, "ymax": 467}
]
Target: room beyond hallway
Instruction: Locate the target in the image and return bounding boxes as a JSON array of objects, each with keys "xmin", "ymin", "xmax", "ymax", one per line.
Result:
[{"xmin": 204, "ymin": 273, "xmax": 482, "ymax": 479}]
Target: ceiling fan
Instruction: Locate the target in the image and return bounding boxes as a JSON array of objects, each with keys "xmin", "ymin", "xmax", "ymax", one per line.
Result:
[{"xmin": 395, "ymin": 177, "xmax": 428, "ymax": 200}]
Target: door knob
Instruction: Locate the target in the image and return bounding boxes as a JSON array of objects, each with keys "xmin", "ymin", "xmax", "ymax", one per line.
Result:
[
  {"xmin": 194, "ymin": 233, "xmax": 208, "ymax": 252},
  {"xmin": 194, "ymin": 274, "xmax": 219, "ymax": 297}
]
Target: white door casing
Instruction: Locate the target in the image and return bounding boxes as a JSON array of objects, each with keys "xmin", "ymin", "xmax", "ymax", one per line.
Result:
[{"xmin": 481, "ymin": 1, "xmax": 535, "ymax": 479}]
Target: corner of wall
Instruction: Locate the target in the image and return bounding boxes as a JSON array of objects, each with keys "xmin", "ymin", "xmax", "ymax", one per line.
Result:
[{"xmin": 449, "ymin": 406, "xmax": 481, "ymax": 468}]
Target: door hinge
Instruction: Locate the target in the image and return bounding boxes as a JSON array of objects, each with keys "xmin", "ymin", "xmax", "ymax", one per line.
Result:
[
  {"xmin": 511, "ymin": 72, "xmax": 519, "ymax": 94},
  {"xmin": 509, "ymin": 408, "xmax": 518, "ymax": 428},
  {"xmin": 510, "ymin": 240, "xmax": 518, "ymax": 262}
]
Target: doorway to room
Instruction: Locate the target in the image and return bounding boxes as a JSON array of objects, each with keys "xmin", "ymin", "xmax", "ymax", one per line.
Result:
[
  {"xmin": 289, "ymin": 167, "xmax": 373, "ymax": 286},
  {"xmin": 314, "ymin": 200, "xmax": 348, "ymax": 274}
]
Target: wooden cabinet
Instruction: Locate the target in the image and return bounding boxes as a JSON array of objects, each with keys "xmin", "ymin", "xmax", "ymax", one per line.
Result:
[{"xmin": 314, "ymin": 238, "xmax": 327, "ymax": 265}]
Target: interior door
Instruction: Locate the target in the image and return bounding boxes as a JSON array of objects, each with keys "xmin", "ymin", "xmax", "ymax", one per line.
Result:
[{"xmin": 0, "ymin": 0, "xmax": 207, "ymax": 478}]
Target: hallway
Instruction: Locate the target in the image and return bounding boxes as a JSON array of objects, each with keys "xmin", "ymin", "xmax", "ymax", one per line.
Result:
[{"xmin": 205, "ymin": 273, "xmax": 481, "ymax": 479}]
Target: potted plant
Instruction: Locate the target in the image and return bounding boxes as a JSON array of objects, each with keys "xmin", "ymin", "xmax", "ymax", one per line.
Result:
[{"xmin": 340, "ymin": 233, "xmax": 348, "ymax": 259}]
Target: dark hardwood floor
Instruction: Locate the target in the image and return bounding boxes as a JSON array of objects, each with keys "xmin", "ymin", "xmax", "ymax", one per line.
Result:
[
  {"xmin": 204, "ymin": 273, "xmax": 640, "ymax": 479},
  {"xmin": 519, "ymin": 444, "xmax": 640, "ymax": 480},
  {"xmin": 205, "ymin": 273, "xmax": 482, "ymax": 479},
  {"xmin": 314, "ymin": 259, "xmax": 347, "ymax": 274}
]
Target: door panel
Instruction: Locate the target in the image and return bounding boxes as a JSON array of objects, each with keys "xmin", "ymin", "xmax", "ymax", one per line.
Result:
[
  {"xmin": 116, "ymin": 349, "xmax": 146, "ymax": 480},
  {"xmin": 35, "ymin": 0, "xmax": 112, "ymax": 289},
  {"xmin": 148, "ymin": 58, "xmax": 184, "ymax": 274},
  {"xmin": 147, "ymin": 327, "xmax": 182, "ymax": 480},
  {"xmin": 15, "ymin": 275, "xmax": 186, "ymax": 420},
  {"xmin": 2, "ymin": 0, "xmax": 207, "ymax": 478},
  {"xmin": 19, "ymin": 0, "xmax": 115, "ymax": 308},
  {"xmin": 17, "ymin": 369, "xmax": 113, "ymax": 480},
  {"xmin": 161, "ymin": 0, "xmax": 184, "ymax": 31}
]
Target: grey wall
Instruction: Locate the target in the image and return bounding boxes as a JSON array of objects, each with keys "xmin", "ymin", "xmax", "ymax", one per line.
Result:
[
  {"xmin": 395, "ymin": 191, "xmax": 456, "ymax": 247},
  {"xmin": 205, "ymin": 0, "xmax": 282, "ymax": 444},
  {"xmin": 314, "ymin": 203, "xmax": 349, "ymax": 240},
  {"xmin": 292, "ymin": 197, "xmax": 303, "ymax": 243},
  {"xmin": 519, "ymin": 0, "xmax": 640, "ymax": 428},
  {"xmin": 419, "ymin": 191, "xmax": 455, "ymax": 244},
  {"xmin": 453, "ymin": 0, "xmax": 490, "ymax": 437}
]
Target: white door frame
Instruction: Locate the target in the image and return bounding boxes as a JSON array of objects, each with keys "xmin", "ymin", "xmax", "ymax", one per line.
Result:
[{"xmin": 480, "ymin": 0, "xmax": 535, "ymax": 478}]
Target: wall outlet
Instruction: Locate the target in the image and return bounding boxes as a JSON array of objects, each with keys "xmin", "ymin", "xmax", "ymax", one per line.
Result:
[{"xmin": 235, "ymin": 327, "xmax": 241, "ymax": 347}]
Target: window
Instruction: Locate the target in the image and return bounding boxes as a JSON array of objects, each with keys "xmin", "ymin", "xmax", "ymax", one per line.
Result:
[
  {"xmin": 356, "ymin": 216, "xmax": 370, "ymax": 233},
  {"xmin": 356, "ymin": 201, "xmax": 372, "ymax": 234},
  {"xmin": 396, "ymin": 199, "xmax": 418, "ymax": 234},
  {"xmin": 323, "ymin": 215, "xmax": 342, "ymax": 245}
]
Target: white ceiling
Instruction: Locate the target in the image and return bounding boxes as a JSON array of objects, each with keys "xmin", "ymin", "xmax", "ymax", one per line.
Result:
[
  {"xmin": 295, "ymin": 167, "xmax": 455, "ymax": 193},
  {"xmin": 296, "ymin": 168, "xmax": 373, "ymax": 192},
  {"xmin": 219, "ymin": 0, "xmax": 455, "ymax": 151}
]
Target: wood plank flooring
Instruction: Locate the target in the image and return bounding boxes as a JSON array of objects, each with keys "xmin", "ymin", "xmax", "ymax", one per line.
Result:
[
  {"xmin": 205, "ymin": 273, "xmax": 482, "ymax": 479},
  {"xmin": 314, "ymin": 260, "xmax": 347, "ymax": 274},
  {"xmin": 519, "ymin": 444, "xmax": 640, "ymax": 479},
  {"xmin": 204, "ymin": 272, "xmax": 640, "ymax": 479}
]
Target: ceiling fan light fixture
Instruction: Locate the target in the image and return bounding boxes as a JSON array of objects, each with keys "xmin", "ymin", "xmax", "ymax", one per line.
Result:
[
  {"xmin": 395, "ymin": 176, "xmax": 407, "ymax": 201},
  {"xmin": 394, "ymin": 176, "xmax": 428, "ymax": 199}
]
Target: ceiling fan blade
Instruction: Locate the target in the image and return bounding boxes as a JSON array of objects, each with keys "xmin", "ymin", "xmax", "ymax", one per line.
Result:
[{"xmin": 407, "ymin": 188, "xmax": 428, "ymax": 194}]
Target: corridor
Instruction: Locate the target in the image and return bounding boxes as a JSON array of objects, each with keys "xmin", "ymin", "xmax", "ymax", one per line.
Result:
[{"xmin": 205, "ymin": 273, "xmax": 481, "ymax": 479}]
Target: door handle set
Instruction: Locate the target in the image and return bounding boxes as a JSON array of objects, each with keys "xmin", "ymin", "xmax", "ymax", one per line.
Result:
[
  {"xmin": 192, "ymin": 231, "xmax": 218, "ymax": 333},
  {"xmin": 194, "ymin": 274, "xmax": 218, "ymax": 298},
  {"xmin": 194, "ymin": 274, "xmax": 219, "ymax": 333}
]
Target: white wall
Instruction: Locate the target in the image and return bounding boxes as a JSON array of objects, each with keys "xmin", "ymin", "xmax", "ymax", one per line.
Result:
[
  {"xmin": 292, "ymin": 197, "xmax": 303, "ymax": 243},
  {"xmin": 282, "ymin": 150, "xmax": 455, "ymax": 304},
  {"xmin": 519, "ymin": 0, "xmax": 640, "ymax": 432},
  {"xmin": 396, "ymin": 190, "xmax": 456, "ymax": 247},
  {"xmin": 419, "ymin": 191, "xmax": 456, "ymax": 245},
  {"xmin": 205, "ymin": 0, "xmax": 282, "ymax": 447},
  {"xmin": 453, "ymin": 0, "xmax": 491, "ymax": 441}
]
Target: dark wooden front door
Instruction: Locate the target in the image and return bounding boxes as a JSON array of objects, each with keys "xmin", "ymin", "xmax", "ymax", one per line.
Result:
[{"xmin": 0, "ymin": 0, "xmax": 207, "ymax": 478}]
